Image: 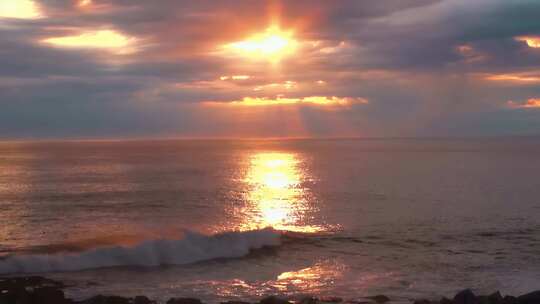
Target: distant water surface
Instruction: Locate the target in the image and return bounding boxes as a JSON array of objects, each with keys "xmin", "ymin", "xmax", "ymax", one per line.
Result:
[{"xmin": 0, "ymin": 138, "xmax": 539, "ymax": 302}]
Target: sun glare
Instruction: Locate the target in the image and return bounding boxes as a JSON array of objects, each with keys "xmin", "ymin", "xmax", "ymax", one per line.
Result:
[
  {"xmin": 224, "ymin": 26, "xmax": 298, "ymax": 62},
  {"xmin": 0, "ymin": 0, "xmax": 41, "ymax": 19}
]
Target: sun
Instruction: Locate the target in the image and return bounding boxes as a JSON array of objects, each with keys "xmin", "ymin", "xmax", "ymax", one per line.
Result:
[{"xmin": 224, "ymin": 26, "xmax": 298, "ymax": 62}]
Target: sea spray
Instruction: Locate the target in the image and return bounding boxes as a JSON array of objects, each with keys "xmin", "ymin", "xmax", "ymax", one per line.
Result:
[{"xmin": 0, "ymin": 228, "xmax": 280, "ymax": 274}]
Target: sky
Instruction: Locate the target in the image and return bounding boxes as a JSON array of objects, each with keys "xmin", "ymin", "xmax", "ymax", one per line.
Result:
[{"xmin": 0, "ymin": 0, "xmax": 540, "ymax": 139}]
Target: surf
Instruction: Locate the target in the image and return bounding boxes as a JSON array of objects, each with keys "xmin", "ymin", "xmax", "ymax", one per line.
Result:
[{"xmin": 0, "ymin": 228, "xmax": 281, "ymax": 274}]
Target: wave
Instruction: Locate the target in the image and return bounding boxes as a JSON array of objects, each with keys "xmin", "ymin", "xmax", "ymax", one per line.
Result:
[{"xmin": 0, "ymin": 228, "xmax": 281, "ymax": 274}]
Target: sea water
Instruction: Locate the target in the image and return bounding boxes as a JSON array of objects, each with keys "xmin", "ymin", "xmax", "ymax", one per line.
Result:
[{"xmin": 0, "ymin": 138, "xmax": 539, "ymax": 302}]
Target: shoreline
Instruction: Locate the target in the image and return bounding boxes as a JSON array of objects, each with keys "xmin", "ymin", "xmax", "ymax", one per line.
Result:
[{"xmin": 0, "ymin": 276, "xmax": 538, "ymax": 304}]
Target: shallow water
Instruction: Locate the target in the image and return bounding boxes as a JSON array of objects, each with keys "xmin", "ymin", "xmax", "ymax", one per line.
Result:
[{"xmin": 0, "ymin": 138, "xmax": 539, "ymax": 303}]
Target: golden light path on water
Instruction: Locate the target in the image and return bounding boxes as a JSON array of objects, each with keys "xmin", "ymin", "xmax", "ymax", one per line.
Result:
[{"xmin": 238, "ymin": 152, "xmax": 324, "ymax": 233}]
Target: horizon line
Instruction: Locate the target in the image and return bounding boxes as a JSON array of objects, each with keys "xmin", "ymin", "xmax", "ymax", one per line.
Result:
[{"xmin": 1, "ymin": 134, "xmax": 540, "ymax": 144}]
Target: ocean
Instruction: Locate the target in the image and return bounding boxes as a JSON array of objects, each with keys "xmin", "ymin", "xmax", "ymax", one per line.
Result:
[{"xmin": 0, "ymin": 138, "xmax": 539, "ymax": 303}]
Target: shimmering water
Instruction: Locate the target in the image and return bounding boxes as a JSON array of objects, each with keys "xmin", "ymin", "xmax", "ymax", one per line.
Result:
[{"xmin": 1, "ymin": 138, "xmax": 539, "ymax": 303}]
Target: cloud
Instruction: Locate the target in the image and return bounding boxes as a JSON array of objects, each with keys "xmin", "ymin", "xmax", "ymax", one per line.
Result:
[
  {"xmin": 0, "ymin": 0, "xmax": 42, "ymax": 19},
  {"xmin": 204, "ymin": 96, "xmax": 368, "ymax": 109},
  {"xmin": 515, "ymin": 36, "xmax": 540, "ymax": 48},
  {"xmin": 1, "ymin": 0, "xmax": 540, "ymax": 138},
  {"xmin": 507, "ymin": 98, "xmax": 540, "ymax": 109}
]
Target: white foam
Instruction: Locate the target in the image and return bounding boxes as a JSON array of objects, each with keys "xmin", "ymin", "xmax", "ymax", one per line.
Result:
[{"xmin": 0, "ymin": 228, "xmax": 280, "ymax": 274}]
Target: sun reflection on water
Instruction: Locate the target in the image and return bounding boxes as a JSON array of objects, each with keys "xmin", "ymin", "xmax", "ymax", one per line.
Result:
[
  {"xmin": 239, "ymin": 152, "xmax": 323, "ymax": 233},
  {"xmin": 273, "ymin": 261, "xmax": 346, "ymax": 292}
]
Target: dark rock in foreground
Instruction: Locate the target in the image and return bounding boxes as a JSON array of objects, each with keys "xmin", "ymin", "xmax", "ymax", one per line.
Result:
[
  {"xmin": 167, "ymin": 298, "xmax": 204, "ymax": 304},
  {"xmin": 517, "ymin": 291, "xmax": 540, "ymax": 304},
  {"xmin": 366, "ymin": 295, "xmax": 390, "ymax": 304},
  {"xmin": 1, "ymin": 276, "xmax": 539, "ymax": 304},
  {"xmin": 259, "ymin": 296, "xmax": 292, "ymax": 304},
  {"xmin": 454, "ymin": 289, "xmax": 477, "ymax": 304}
]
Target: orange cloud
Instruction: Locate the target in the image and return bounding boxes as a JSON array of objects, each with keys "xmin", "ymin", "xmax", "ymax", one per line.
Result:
[
  {"xmin": 455, "ymin": 44, "xmax": 486, "ymax": 63},
  {"xmin": 515, "ymin": 36, "xmax": 540, "ymax": 48},
  {"xmin": 482, "ymin": 72, "xmax": 540, "ymax": 83},
  {"xmin": 507, "ymin": 98, "xmax": 540, "ymax": 109},
  {"xmin": 253, "ymin": 81, "xmax": 297, "ymax": 91},
  {"xmin": 42, "ymin": 30, "xmax": 137, "ymax": 54},
  {"xmin": 220, "ymin": 75, "xmax": 251, "ymax": 81},
  {"xmin": 204, "ymin": 96, "xmax": 368, "ymax": 109},
  {"xmin": 0, "ymin": 0, "xmax": 41, "ymax": 19}
]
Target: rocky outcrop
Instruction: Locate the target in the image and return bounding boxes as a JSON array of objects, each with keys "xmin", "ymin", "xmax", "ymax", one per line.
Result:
[{"xmin": 1, "ymin": 276, "xmax": 539, "ymax": 304}]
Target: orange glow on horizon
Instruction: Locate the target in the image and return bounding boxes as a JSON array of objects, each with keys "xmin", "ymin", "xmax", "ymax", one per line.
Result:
[
  {"xmin": 0, "ymin": 0, "xmax": 41, "ymax": 19},
  {"xmin": 222, "ymin": 26, "xmax": 298, "ymax": 62}
]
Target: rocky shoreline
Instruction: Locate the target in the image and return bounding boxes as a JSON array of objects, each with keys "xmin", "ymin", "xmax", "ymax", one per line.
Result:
[{"xmin": 1, "ymin": 276, "xmax": 539, "ymax": 304}]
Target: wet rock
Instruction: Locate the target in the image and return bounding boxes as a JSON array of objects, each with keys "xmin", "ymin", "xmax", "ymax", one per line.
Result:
[
  {"xmin": 0, "ymin": 277, "xmax": 70, "ymax": 304},
  {"xmin": 134, "ymin": 295, "xmax": 155, "ymax": 304},
  {"xmin": 478, "ymin": 292, "xmax": 504, "ymax": 304},
  {"xmin": 220, "ymin": 301, "xmax": 251, "ymax": 304},
  {"xmin": 0, "ymin": 276, "xmax": 64, "ymax": 291},
  {"xmin": 517, "ymin": 291, "xmax": 540, "ymax": 304},
  {"xmin": 454, "ymin": 289, "xmax": 477, "ymax": 304},
  {"xmin": 320, "ymin": 297, "xmax": 343, "ymax": 303},
  {"xmin": 298, "ymin": 297, "xmax": 318, "ymax": 304},
  {"xmin": 517, "ymin": 290, "xmax": 540, "ymax": 304},
  {"xmin": 0, "ymin": 287, "xmax": 31, "ymax": 304},
  {"xmin": 366, "ymin": 295, "xmax": 390, "ymax": 304},
  {"xmin": 81, "ymin": 295, "xmax": 131, "ymax": 304},
  {"xmin": 260, "ymin": 296, "xmax": 292, "ymax": 304},
  {"xmin": 489, "ymin": 292, "xmax": 504, "ymax": 304},
  {"xmin": 167, "ymin": 298, "xmax": 204, "ymax": 304},
  {"xmin": 502, "ymin": 296, "xmax": 517, "ymax": 304},
  {"xmin": 440, "ymin": 297, "xmax": 453, "ymax": 304},
  {"xmin": 32, "ymin": 286, "xmax": 68, "ymax": 304}
]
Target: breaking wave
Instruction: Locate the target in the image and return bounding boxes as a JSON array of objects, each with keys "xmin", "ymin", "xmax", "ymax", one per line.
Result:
[{"xmin": 0, "ymin": 228, "xmax": 280, "ymax": 274}]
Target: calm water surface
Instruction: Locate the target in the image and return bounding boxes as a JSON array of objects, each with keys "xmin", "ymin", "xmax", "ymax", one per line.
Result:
[{"xmin": 0, "ymin": 139, "xmax": 539, "ymax": 303}]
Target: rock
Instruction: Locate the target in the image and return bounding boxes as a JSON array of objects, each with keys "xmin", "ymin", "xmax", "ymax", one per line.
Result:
[
  {"xmin": 517, "ymin": 291, "xmax": 540, "ymax": 304},
  {"xmin": 81, "ymin": 295, "xmax": 131, "ymax": 304},
  {"xmin": 221, "ymin": 301, "xmax": 251, "ymax": 304},
  {"xmin": 167, "ymin": 298, "xmax": 204, "ymax": 304},
  {"xmin": 298, "ymin": 297, "xmax": 318, "ymax": 304},
  {"xmin": 366, "ymin": 295, "xmax": 390, "ymax": 304},
  {"xmin": 0, "ymin": 276, "xmax": 63, "ymax": 291},
  {"xmin": 478, "ymin": 292, "xmax": 504, "ymax": 304},
  {"xmin": 134, "ymin": 295, "xmax": 155, "ymax": 304},
  {"xmin": 320, "ymin": 297, "xmax": 343, "ymax": 303},
  {"xmin": 440, "ymin": 297, "xmax": 453, "ymax": 304},
  {"xmin": 259, "ymin": 296, "xmax": 292, "ymax": 304},
  {"xmin": 32, "ymin": 286, "xmax": 67, "ymax": 304},
  {"xmin": 489, "ymin": 292, "xmax": 504, "ymax": 304},
  {"xmin": 503, "ymin": 296, "xmax": 517, "ymax": 304},
  {"xmin": 454, "ymin": 289, "xmax": 477, "ymax": 304},
  {"xmin": 0, "ymin": 276, "xmax": 70, "ymax": 304},
  {"xmin": 414, "ymin": 300, "xmax": 433, "ymax": 304}
]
